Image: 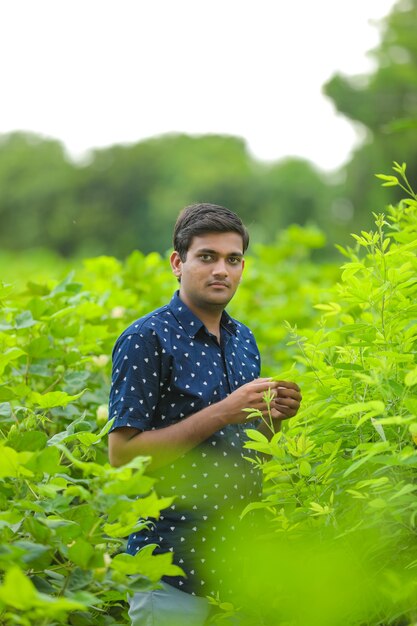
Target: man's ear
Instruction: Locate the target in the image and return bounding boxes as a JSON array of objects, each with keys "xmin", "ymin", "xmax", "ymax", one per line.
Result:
[{"xmin": 170, "ymin": 250, "xmax": 182, "ymax": 279}]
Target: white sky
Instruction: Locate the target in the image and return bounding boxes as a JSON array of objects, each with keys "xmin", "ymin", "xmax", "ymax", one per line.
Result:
[{"xmin": 0, "ymin": 0, "xmax": 397, "ymax": 171}]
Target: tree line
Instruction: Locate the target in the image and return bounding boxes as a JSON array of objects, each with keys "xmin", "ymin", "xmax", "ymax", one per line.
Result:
[{"xmin": 0, "ymin": 0, "xmax": 416, "ymax": 259}]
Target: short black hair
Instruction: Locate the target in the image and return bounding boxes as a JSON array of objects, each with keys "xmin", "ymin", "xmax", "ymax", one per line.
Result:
[{"xmin": 173, "ymin": 203, "xmax": 249, "ymax": 261}]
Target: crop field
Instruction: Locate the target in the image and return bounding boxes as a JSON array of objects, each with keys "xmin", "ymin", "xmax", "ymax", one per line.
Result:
[{"xmin": 0, "ymin": 166, "xmax": 416, "ymax": 625}]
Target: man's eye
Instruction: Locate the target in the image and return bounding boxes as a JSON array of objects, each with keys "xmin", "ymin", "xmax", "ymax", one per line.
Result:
[
  {"xmin": 199, "ymin": 254, "xmax": 213, "ymax": 262},
  {"xmin": 229, "ymin": 257, "xmax": 241, "ymax": 265}
]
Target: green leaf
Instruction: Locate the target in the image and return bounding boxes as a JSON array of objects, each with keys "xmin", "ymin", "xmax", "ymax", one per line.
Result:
[
  {"xmin": 30, "ymin": 389, "xmax": 86, "ymax": 408},
  {"xmin": 9, "ymin": 431, "xmax": 48, "ymax": 452},
  {"xmin": 0, "ymin": 347, "xmax": 26, "ymax": 375},
  {"xmin": 343, "ymin": 445, "xmax": 390, "ymax": 478},
  {"xmin": 12, "ymin": 540, "xmax": 52, "ymax": 568},
  {"xmin": 333, "ymin": 363, "xmax": 363, "ymax": 371},
  {"xmin": 0, "ymin": 566, "xmax": 38, "ymax": 610},
  {"xmin": 0, "ymin": 386, "xmax": 16, "ymax": 402},
  {"xmin": 41, "ymin": 516, "xmax": 81, "ymax": 542},
  {"xmin": 68, "ymin": 539, "xmax": 96, "ymax": 569},
  {"xmin": 0, "ymin": 509, "xmax": 25, "ymax": 526},
  {"xmin": 74, "ymin": 432, "xmax": 102, "ymax": 446},
  {"xmin": 299, "ymin": 460, "xmax": 311, "ymax": 476},
  {"xmin": 15, "ymin": 310, "xmax": 37, "ymax": 329},
  {"xmin": 389, "ymin": 483, "xmax": 417, "ymax": 500},
  {"xmin": 314, "ymin": 302, "xmax": 341, "ymax": 316},
  {"xmin": 0, "ymin": 445, "xmax": 34, "ymax": 478},
  {"xmin": 111, "ymin": 545, "xmax": 184, "ymax": 582},
  {"xmin": 333, "ymin": 401, "xmax": 385, "ymax": 419},
  {"xmin": 46, "ymin": 412, "xmax": 89, "ymax": 446},
  {"xmin": 25, "ymin": 446, "xmax": 63, "ymax": 475},
  {"xmin": 0, "ymin": 565, "xmax": 84, "ymax": 613},
  {"xmin": 67, "ymin": 567, "xmax": 94, "ymax": 592},
  {"xmin": 404, "ymin": 367, "xmax": 417, "ymax": 387},
  {"xmin": 26, "ymin": 336, "xmax": 52, "ymax": 358},
  {"xmin": 244, "ymin": 429, "xmax": 268, "ymax": 443},
  {"xmin": 0, "ymin": 402, "xmax": 12, "ymax": 418},
  {"xmin": 103, "ymin": 519, "xmax": 149, "ymax": 538},
  {"xmin": 369, "ymin": 498, "xmax": 386, "ymax": 509},
  {"xmin": 375, "ymin": 174, "xmax": 399, "ymax": 184},
  {"xmin": 103, "ymin": 472, "xmax": 154, "ymax": 497}
]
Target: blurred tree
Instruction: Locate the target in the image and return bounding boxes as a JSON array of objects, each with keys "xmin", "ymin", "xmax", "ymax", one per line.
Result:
[
  {"xmin": 73, "ymin": 139, "xmax": 163, "ymax": 256},
  {"xmin": 76, "ymin": 134, "xmax": 334, "ymax": 256},
  {"xmin": 252, "ymin": 158, "xmax": 334, "ymax": 242},
  {"xmin": 76, "ymin": 134, "xmax": 258, "ymax": 256},
  {"xmin": 0, "ymin": 132, "xmax": 332, "ymax": 258},
  {"xmin": 0, "ymin": 132, "xmax": 78, "ymax": 255},
  {"xmin": 324, "ymin": 0, "xmax": 417, "ymax": 239},
  {"xmin": 1, "ymin": 1, "xmax": 414, "ymax": 259}
]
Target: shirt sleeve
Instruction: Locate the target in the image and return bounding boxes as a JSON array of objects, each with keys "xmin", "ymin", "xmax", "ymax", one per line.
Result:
[{"xmin": 108, "ymin": 327, "xmax": 161, "ymax": 433}]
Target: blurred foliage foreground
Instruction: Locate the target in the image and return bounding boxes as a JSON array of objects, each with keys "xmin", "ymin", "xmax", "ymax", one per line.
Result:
[{"xmin": 0, "ymin": 165, "xmax": 416, "ymax": 625}]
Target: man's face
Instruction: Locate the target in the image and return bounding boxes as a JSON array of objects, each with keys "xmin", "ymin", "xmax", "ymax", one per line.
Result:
[{"xmin": 170, "ymin": 232, "xmax": 245, "ymax": 311}]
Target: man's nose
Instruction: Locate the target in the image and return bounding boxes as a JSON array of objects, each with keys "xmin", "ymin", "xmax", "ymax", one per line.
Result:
[{"xmin": 212, "ymin": 259, "xmax": 228, "ymax": 276}]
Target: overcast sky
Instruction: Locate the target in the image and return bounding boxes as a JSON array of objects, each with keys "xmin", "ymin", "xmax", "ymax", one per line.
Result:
[{"xmin": 0, "ymin": 0, "xmax": 397, "ymax": 171}]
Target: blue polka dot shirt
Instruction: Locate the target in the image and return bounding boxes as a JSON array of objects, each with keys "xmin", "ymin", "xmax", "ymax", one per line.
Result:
[{"xmin": 109, "ymin": 291, "xmax": 262, "ymax": 596}]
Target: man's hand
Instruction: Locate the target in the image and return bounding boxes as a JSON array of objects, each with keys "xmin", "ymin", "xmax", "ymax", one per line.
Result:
[
  {"xmin": 221, "ymin": 378, "xmax": 302, "ymax": 426},
  {"xmin": 270, "ymin": 380, "xmax": 302, "ymax": 422},
  {"xmin": 221, "ymin": 378, "xmax": 281, "ymax": 425},
  {"xmin": 254, "ymin": 379, "xmax": 302, "ymax": 440}
]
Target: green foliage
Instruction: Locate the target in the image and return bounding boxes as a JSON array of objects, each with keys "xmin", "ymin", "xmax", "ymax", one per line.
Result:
[
  {"xmin": 239, "ymin": 163, "xmax": 417, "ymax": 625},
  {"xmin": 324, "ymin": 0, "xmax": 417, "ymax": 239},
  {"xmin": 0, "ymin": 133, "xmax": 78, "ymax": 256},
  {"xmin": 0, "ymin": 165, "xmax": 416, "ymax": 624},
  {"xmin": 0, "ymin": 131, "xmax": 333, "ymax": 259},
  {"xmin": 0, "ymin": 256, "xmax": 179, "ymax": 624}
]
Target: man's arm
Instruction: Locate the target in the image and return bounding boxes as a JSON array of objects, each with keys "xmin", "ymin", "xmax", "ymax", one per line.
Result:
[{"xmin": 109, "ymin": 378, "xmax": 279, "ymax": 471}]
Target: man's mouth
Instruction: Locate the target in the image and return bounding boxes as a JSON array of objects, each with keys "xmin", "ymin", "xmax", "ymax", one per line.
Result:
[{"xmin": 208, "ymin": 282, "xmax": 229, "ymax": 288}]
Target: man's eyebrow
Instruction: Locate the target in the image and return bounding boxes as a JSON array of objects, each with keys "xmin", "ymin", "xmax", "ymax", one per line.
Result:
[{"xmin": 195, "ymin": 248, "xmax": 244, "ymax": 256}]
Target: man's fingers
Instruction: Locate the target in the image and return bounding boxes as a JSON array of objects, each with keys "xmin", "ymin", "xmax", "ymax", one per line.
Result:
[
  {"xmin": 274, "ymin": 380, "xmax": 301, "ymax": 393},
  {"xmin": 274, "ymin": 402, "xmax": 298, "ymax": 414},
  {"xmin": 272, "ymin": 391, "xmax": 302, "ymax": 418},
  {"xmin": 276, "ymin": 387, "xmax": 302, "ymax": 402},
  {"xmin": 271, "ymin": 409, "xmax": 294, "ymax": 421},
  {"xmin": 248, "ymin": 379, "xmax": 279, "ymax": 394},
  {"xmin": 253, "ymin": 378, "xmax": 276, "ymax": 386},
  {"xmin": 275, "ymin": 395, "xmax": 300, "ymax": 408}
]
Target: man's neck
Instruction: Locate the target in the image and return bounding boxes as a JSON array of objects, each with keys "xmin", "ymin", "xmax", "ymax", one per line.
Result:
[{"xmin": 178, "ymin": 291, "xmax": 223, "ymax": 341}]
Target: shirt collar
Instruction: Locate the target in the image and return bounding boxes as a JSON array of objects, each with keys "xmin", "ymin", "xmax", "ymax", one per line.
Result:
[{"xmin": 169, "ymin": 291, "xmax": 237, "ymax": 338}]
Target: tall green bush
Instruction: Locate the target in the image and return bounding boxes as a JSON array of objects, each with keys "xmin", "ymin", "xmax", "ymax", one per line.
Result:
[
  {"xmin": 0, "ymin": 260, "xmax": 180, "ymax": 625},
  {"xmin": 239, "ymin": 163, "xmax": 417, "ymax": 625}
]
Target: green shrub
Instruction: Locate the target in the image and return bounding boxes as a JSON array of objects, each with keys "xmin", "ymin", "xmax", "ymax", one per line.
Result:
[
  {"xmin": 240, "ymin": 163, "xmax": 417, "ymax": 625},
  {"xmin": 0, "ymin": 259, "xmax": 179, "ymax": 625}
]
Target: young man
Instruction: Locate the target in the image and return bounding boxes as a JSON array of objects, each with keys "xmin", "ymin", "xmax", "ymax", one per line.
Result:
[{"xmin": 108, "ymin": 203, "xmax": 301, "ymax": 625}]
